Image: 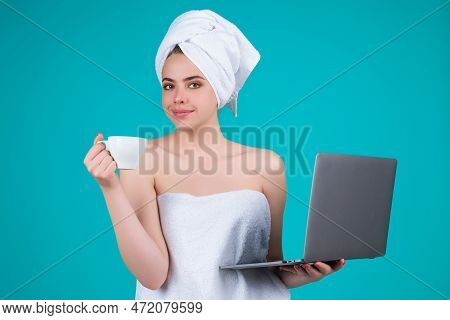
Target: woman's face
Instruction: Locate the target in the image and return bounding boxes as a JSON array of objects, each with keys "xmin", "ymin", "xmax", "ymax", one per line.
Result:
[{"xmin": 161, "ymin": 53, "xmax": 218, "ymax": 128}]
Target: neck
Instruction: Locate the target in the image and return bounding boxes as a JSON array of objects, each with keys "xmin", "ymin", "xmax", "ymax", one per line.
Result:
[{"xmin": 174, "ymin": 123, "xmax": 227, "ymax": 152}]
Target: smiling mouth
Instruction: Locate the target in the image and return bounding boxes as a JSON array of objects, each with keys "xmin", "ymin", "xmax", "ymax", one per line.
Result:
[
  {"xmin": 173, "ymin": 110, "xmax": 194, "ymax": 114},
  {"xmin": 172, "ymin": 110, "xmax": 195, "ymax": 118}
]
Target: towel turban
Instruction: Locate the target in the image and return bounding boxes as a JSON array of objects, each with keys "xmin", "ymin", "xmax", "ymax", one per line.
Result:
[{"xmin": 155, "ymin": 9, "xmax": 261, "ymax": 117}]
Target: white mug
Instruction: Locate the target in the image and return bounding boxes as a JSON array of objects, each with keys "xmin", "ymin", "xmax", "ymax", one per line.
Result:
[{"xmin": 96, "ymin": 136, "xmax": 146, "ymax": 170}]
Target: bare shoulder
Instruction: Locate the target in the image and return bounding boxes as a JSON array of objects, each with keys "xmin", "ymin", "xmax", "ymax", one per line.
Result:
[
  {"xmin": 227, "ymin": 140, "xmax": 284, "ymax": 169},
  {"xmin": 252, "ymin": 147, "xmax": 286, "ymax": 194},
  {"xmin": 244, "ymin": 146, "xmax": 285, "ymax": 173},
  {"xmin": 229, "ymin": 142, "xmax": 285, "ymax": 191},
  {"xmin": 260, "ymin": 148, "xmax": 284, "ymax": 167}
]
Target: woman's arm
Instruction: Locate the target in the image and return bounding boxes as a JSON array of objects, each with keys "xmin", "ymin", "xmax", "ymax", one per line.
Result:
[
  {"xmin": 260, "ymin": 149, "xmax": 345, "ymax": 289},
  {"xmin": 84, "ymin": 134, "xmax": 169, "ymax": 290},
  {"xmin": 100, "ymin": 178, "xmax": 169, "ymax": 290},
  {"xmin": 260, "ymin": 149, "xmax": 298, "ymax": 288}
]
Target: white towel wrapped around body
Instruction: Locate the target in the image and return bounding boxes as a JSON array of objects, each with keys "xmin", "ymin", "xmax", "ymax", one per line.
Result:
[
  {"xmin": 135, "ymin": 190, "xmax": 290, "ymax": 300},
  {"xmin": 155, "ymin": 10, "xmax": 261, "ymax": 117}
]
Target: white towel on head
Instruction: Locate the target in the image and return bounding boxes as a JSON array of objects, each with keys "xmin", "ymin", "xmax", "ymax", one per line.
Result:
[{"xmin": 155, "ymin": 9, "xmax": 261, "ymax": 117}]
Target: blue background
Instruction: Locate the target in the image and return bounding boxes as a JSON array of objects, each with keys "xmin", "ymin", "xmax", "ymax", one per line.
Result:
[{"xmin": 1, "ymin": 0, "xmax": 449, "ymax": 299}]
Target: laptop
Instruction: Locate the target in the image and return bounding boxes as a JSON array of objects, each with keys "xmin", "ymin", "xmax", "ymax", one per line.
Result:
[{"xmin": 219, "ymin": 152, "xmax": 397, "ymax": 270}]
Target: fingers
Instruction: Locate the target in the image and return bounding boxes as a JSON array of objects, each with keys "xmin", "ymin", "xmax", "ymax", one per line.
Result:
[
  {"xmin": 104, "ymin": 160, "xmax": 118, "ymax": 176},
  {"xmin": 279, "ymin": 264, "xmax": 308, "ymax": 277},
  {"xmin": 96, "ymin": 154, "xmax": 113, "ymax": 174},
  {"xmin": 90, "ymin": 151, "xmax": 116, "ymax": 180},
  {"xmin": 83, "ymin": 133, "xmax": 119, "ymax": 188},
  {"xmin": 314, "ymin": 259, "xmax": 346, "ymax": 274},
  {"xmin": 93, "ymin": 132, "xmax": 104, "ymax": 146},
  {"xmin": 278, "ymin": 260, "xmax": 346, "ymax": 285},
  {"xmin": 84, "ymin": 144, "xmax": 102, "ymax": 163},
  {"xmin": 302, "ymin": 263, "xmax": 322, "ymax": 279},
  {"xmin": 331, "ymin": 259, "xmax": 346, "ymax": 272},
  {"xmin": 84, "ymin": 132, "xmax": 116, "ymax": 173},
  {"xmin": 279, "ymin": 266, "xmax": 295, "ymax": 273},
  {"xmin": 293, "ymin": 264, "xmax": 308, "ymax": 276},
  {"xmin": 93, "ymin": 149, "xmax": 110, "ymax": 166},
  {"xmin": 313, "ymin": 262, "xmax": 333, "ymax": 275},
  {"xmin": 84, "ymin": 134, "xmax": 106, "ymax": 164}
]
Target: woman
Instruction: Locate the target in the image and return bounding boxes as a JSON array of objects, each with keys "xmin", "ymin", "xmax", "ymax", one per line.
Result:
[{"xmin": 83, "ymin": 10, "xmax": 345, "ymax": 300}]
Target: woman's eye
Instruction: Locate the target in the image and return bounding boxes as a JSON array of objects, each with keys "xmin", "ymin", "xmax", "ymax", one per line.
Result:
[{"xmin": 189, "ymin": 82, "xmax": 200, "ymax": 89}]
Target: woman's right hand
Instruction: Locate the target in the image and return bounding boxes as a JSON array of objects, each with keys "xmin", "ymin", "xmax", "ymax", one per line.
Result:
[{"xmin": 84, "ymin": 133, "xmax": 119, "ymax": 189}]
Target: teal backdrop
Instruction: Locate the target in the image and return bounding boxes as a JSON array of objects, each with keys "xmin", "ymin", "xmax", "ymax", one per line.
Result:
[{"xmin": 1, "ymin": 0, "xmax": 449, "ymax": 299}]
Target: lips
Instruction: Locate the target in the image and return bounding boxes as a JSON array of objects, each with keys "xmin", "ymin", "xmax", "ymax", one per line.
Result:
[
  {"xmin": 172, "ymin": 109, "xmax": 195, "ymax": 118},
  {"xmin": 172, "ymin": 109, "xmax": 194, "ymax": 114}
]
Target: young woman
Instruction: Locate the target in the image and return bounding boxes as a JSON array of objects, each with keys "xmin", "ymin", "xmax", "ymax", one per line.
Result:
[{"xmin": 83, "ymin": 10, "xmax": 345, "ymax": 300}]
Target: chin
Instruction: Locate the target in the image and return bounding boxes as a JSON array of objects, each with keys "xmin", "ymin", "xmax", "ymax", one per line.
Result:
[{"xmin": 173, "ymin": 118, "xmax": 196, "ymax": 129}]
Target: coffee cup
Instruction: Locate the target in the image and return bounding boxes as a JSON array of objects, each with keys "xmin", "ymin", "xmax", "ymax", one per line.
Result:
[{"xmin": 96, "ymin": 136, "xmax": 146, "ymax": 170}]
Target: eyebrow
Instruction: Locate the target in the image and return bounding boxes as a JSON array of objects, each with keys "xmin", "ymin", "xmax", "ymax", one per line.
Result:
[{"xmin": 162, "ymin": 75, "xmax": 206, "ymax": 82}]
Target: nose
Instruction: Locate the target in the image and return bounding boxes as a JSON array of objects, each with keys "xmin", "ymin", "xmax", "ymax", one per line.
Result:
[
  {"xmin": 174, "ymin": 88, "xmax": 187, "ymax": 104},
  {"xmin": 174, "ymin": 96, "xmax": 184, "ymax": 104}
]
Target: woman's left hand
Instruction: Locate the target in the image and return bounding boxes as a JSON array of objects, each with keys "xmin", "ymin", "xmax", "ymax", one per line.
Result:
[{"xmin": 278, "ymin": 259, "xmax": 345, "ymax": 288}]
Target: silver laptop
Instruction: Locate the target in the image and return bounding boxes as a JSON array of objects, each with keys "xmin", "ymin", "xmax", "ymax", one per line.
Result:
[{"xmin": 219, "ymin": 152, "xmax": 397, "ymax": 270}]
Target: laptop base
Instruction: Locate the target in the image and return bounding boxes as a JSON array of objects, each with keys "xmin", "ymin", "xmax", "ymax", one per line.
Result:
[{"xmin": 219, "ymin": 259, "xmax": 307, "ymax": 270}]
